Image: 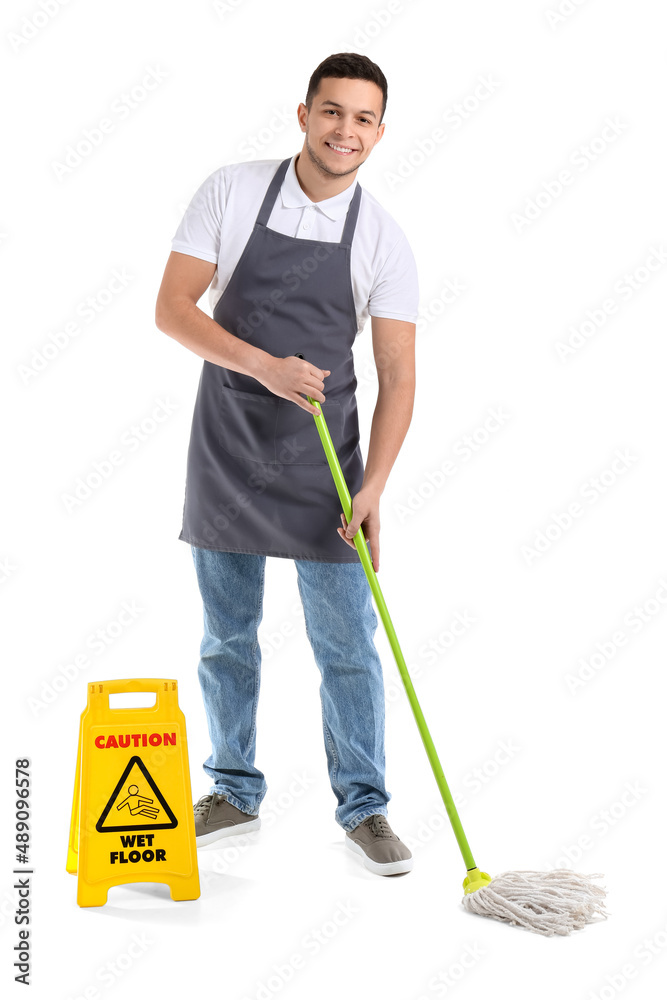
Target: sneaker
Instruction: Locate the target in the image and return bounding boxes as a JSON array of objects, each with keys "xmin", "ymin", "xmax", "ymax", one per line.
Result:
[
  {"xmin": 193, "ymin": 792, "xmax": 261, "ymax": 847},
  {"xmin": 345, "ymin": 814, "xmax": 414, "ymax": 876}
]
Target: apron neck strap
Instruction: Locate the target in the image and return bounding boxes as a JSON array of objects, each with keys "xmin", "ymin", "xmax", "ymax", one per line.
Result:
[
  {"xmin": 340, "ymin": 182, "xmax": 361, "ymax": 246},
  {"xmin": 256, "ymin": 156, "xmax": 362, "ymax": 246},
  {"xmin": 256, "ymin": 158, "xmax": 291, "ymax": 227}
]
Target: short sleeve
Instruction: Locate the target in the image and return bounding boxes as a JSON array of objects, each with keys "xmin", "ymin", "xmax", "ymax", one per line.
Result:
[
  {"xmin": 170, "ymin": 168, "xmax": 225, "ymax": 264},
  {"xmin": 368, "ymin": 233, "xmax": 419, "ymax": 323}
]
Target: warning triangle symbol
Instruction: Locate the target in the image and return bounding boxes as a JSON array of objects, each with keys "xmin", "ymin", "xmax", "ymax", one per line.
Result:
[{"xmin": 96, "ymin": 756, "xmax": 178, "ymax": 833}]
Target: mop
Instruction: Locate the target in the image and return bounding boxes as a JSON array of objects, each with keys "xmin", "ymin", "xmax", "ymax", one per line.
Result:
[{"xmin": 298, "ymin": 369, "xmax": 607, "ymax": 936}]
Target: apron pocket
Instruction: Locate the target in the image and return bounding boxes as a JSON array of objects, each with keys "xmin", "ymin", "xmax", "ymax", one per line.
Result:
[
  {"xmin": 275, "ymin": 398, "xmax": 343, "ymax": 466},
  {"xmin": 218, "ymin": 385, "xmax": 279, "ymax": 464}
]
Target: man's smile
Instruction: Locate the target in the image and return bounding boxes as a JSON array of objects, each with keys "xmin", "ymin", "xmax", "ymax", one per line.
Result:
[{"xmin": 325, "ymin": 141, "xmax": 357, "ymax": 155}]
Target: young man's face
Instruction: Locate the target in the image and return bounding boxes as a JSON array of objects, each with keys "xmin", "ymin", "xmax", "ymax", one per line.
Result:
[{"xmin": 298, "ymin": 76, "xmax": 386, "ymax": 178}]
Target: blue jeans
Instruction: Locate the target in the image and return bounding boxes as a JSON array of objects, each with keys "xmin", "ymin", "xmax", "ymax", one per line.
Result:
[{"xmin": 190, "ymin": 545, "xmax": 391, "ymax": 831}]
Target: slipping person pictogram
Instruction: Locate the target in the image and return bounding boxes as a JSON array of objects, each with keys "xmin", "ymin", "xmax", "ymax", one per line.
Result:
[
  {"xmin": 115, "ymin": 784, "xmax": 160, "ymax": 820},
  {"xmin": 96, "ymin": 756, "xmax": 178, "ymax": 832}
]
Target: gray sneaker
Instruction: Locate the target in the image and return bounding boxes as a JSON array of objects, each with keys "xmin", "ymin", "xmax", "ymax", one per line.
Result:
[
  {"xmin": 194, "ymin": 792, "xmax": 261, "ymax": 847},
  {"xmin": 345, "ymin": 814, "xmax": 414, "ymax": 876}
]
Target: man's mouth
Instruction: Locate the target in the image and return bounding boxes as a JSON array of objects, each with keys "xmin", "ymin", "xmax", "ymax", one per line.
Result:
[{"xmin": 325, "ymin": 141, "xmax": 357, "ymax": 156}]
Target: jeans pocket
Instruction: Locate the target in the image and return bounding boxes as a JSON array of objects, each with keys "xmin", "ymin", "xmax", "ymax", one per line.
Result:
[
  {"xmin": 274, "ymin": 398, "xmax": 343, "ymax": 466},
  {"xmin": 218, "ymin": 385, "xmax": 279, "ymax": 464}
]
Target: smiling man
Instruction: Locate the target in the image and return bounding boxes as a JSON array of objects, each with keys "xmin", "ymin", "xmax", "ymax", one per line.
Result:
[{"xmin": 155, "ymin": 52, "xmax": 418, "ymax": 876}]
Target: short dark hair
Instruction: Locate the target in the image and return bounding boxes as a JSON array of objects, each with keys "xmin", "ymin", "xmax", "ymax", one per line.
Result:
[{"xmin": 305, "ymin": 52, "xmax": 388, "ymax": 124}]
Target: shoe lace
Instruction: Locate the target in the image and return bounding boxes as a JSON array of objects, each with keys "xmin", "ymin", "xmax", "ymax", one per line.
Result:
[
  {"xmin": 364, "ymin": 814, "xmax": 393, "ymax": 839},
  {"xmin": 193, "ymin": 794, "xmax": 214, "ymax": 816}
]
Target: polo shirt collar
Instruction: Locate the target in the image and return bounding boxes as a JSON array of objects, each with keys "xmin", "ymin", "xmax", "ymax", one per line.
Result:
[{"xmin": 280, "ymin": 153, "xmax": 358, "ymax": 221}]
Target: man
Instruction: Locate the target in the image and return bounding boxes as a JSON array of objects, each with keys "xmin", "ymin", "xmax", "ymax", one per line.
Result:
[{"xmin": 155, "ymin": 52, "xmax": 418, "ymax": 877}]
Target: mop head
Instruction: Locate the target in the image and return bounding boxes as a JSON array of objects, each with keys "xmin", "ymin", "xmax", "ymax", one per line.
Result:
[{"xmin": 461, "ymin": 869, "xmax": 607, "ymax": 936}]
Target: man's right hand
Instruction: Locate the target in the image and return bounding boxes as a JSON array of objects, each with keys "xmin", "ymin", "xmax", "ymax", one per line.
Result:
[{"xmin": 257, "ymin": 356, "xmax": 330, "ymax": 415}]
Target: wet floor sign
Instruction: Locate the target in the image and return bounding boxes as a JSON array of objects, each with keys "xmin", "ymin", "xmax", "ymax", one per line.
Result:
[{"xmin": 66, "ymin": 679, "xmax": 200, "ymax": 907}]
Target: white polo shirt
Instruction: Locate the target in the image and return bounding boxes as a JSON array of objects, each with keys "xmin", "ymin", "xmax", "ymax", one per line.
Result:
[{"xmin": 170, "ymin": 153, "xmax": 419, "ymax": 334}]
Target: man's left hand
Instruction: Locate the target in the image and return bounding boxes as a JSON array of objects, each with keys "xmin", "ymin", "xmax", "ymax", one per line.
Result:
[{"xmin": 337, "ymin": 487, "xmax": 381, "ymax": 572}]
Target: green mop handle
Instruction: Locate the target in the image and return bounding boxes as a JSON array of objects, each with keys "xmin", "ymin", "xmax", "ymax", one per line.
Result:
[{"xmin": 297, "ymin": 365, "xmax": 477, "ymax": 872}]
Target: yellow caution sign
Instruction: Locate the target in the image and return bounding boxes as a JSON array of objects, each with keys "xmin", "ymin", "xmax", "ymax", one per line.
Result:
[{"xmin": 66, "ymin": 678, "xmax": 200, "ymax": 907}]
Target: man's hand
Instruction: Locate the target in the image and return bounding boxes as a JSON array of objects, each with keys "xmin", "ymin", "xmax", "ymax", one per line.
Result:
[
  {"xmin": 257, "ymin": 355, "xmax": 330, "ymax": 415},
  {"xmin": 337, "ymin": 486, "xmax": 382, "ymax": 572}
]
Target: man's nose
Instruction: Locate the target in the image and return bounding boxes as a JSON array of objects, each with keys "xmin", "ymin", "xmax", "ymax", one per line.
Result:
[{"xmin": 335, "ymin": 118, "xmax": 355, "ymax": 135}]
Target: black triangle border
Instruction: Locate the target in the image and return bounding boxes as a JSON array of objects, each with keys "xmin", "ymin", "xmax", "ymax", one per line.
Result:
[{"xmin": 96, "ymin": 755, "xmax": 179, "ymax": 833}]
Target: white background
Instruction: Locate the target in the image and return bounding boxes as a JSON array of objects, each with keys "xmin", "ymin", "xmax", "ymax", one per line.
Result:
[{"xmin": 2, "ymin": 0, "xmax": 666, "ymax": 998}]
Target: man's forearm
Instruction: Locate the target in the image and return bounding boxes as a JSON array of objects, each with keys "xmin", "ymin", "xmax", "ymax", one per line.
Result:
[
  {"xmin": 362, "ymin": 375, "xmax": 415, "ymax": 495},
  {"xmin": 157, "ymin": 300, "xmax": 273, "ymax": 381}
]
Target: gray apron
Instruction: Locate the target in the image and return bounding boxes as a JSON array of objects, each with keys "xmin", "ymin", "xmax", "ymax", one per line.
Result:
[{"xmin": 179, "ymin": 156, "xmax": 366, "ymax": 562}]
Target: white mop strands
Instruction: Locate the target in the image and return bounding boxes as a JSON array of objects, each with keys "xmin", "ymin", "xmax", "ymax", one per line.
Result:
[{"xmin": 461, "ymin": 869, "xmax": 608, "ymax": 936}]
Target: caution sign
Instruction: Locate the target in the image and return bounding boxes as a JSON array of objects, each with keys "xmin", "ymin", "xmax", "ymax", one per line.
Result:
[
  {"xmin": 66, "ymin": 679, "xmax": 200, "ymax": 907},
  {"xmin": 97, "ymin": 756, "xmax": 177, "ymax": 832}
]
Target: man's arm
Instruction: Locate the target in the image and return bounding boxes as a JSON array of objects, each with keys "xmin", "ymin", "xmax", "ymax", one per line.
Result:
[
  {"xmin": 338, "ymin": 316, "xmax": 416, "ymax": 570},
  {"xmin": 363, "ymin": 316, "xmax": 416, "ymax": 495},
  {"xmin": 155, "ymin": 251, "xmax": 269, "ymax": 375},
  {"xmin": 155, "ymin": 251, "xmax": 328, "ymax": 414}
]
